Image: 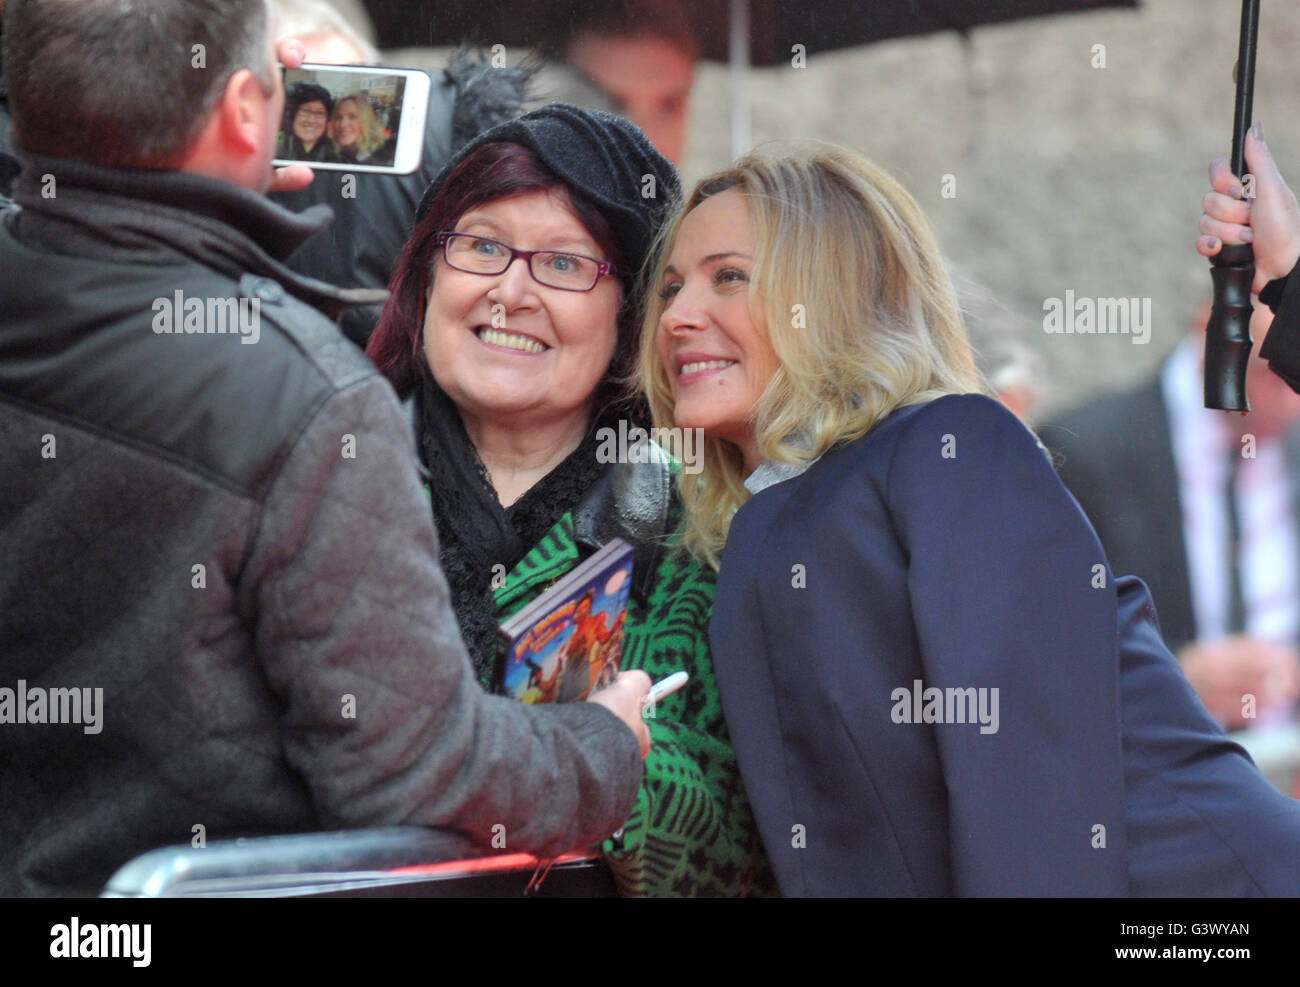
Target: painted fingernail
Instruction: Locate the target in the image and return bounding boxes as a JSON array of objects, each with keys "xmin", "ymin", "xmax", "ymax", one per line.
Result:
[
  {"xmin": 1252, "ymin": 120, "xmax": 1265, "ymax": 142},
  {"xmin": 1240, "ymin": 229, "xmax": 1254, "ymax": 242}
]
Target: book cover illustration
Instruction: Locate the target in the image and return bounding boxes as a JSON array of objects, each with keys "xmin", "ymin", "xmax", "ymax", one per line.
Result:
[{"xmin": 496, "ymin": 538, "xmax": 635, "ymax": 704}]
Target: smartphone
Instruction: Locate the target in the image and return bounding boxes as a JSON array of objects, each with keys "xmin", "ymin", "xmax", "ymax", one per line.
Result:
[{"xmin": 273, "ymin": 63, "xmax": 431, "ymax": 175}]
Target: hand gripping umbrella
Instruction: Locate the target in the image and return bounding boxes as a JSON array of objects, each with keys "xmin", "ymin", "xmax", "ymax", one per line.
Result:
[{"xmin": 1205, "ymin": 0, "xmax": 1260, "ymax": 412}]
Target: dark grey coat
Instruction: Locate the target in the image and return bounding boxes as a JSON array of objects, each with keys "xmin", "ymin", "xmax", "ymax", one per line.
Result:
[{"xmin": 0, "ymin": 153, "xmax": 641, "ymax": 896}]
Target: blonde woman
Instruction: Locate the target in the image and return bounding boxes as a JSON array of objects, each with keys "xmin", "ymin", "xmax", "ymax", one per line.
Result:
[
  {"xmin": 641, "ymin": 143, "xmax": 1300, "ymax": 897},
  {"xmin": 329, "ymin": 92, "xmax": 387, "ymax": 164}
]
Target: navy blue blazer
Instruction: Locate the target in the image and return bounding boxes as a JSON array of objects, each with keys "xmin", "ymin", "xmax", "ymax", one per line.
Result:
[{"xmin": 710, "ymin": 393, "xmax": 1300, "ymax": 896}]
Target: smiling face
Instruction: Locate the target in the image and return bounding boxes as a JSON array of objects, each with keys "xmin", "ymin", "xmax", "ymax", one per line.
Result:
[
  {"xmin": 292, "ymin": 100, "xmax": 328, "ymax": 149},
  {"xmin": 332, "ymin": 99, "xmax": 363, "ymax": 147},
  {"xmin": 656, "ymin": 189, "xmax": 781, "ymax": 471},
  {"xmin": 422, "ymin": 188, "xmax": 621, "ymax": 437}
]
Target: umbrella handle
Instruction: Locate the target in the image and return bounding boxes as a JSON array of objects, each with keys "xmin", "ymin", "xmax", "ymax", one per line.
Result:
[
  {"xmin": 1205, "ymin": 0, "xmax": 1260, "ymax": 413},
  {"xmin": 1206, "ymin": 242, "xmax": 1254, "ymax": 412}
]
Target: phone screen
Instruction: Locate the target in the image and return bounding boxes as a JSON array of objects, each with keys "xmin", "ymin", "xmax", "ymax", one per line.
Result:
[{"xmin": 275, "ymin": 64, "xmax": 429, "ymax": 174}]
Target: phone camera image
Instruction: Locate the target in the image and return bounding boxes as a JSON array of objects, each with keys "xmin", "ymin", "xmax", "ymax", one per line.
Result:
[{"xmin": 274, "ymin": 64, "xmax": 429, "ymax": 174}]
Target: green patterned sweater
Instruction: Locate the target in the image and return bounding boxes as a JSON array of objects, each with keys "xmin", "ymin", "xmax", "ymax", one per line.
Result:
[{"xmin": 493, "ymin": 511, "xmax": 777, "ymax": 897}]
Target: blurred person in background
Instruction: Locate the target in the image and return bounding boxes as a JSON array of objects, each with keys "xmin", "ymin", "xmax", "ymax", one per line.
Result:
[
  {"xmin": 274, "ymin": 0, "xmax": 376, "ymax": 64},
  {"xmin": 951, "ymin": 266, "xmax": 1046, "ymax": 422},
  {"xmin": 546, "ymin": 0, "xmax": 697, "ymax": 166},
  {"xmin": 1043, "ymin": 296, "xmax": 1300, "ymax": 730}
]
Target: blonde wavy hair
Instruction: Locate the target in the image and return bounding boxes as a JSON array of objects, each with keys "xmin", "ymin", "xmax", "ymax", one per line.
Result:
[
  {"xmin": 330, "ymin": 93, "xmax": 385, "ymax": 159},
  {"xmin": 639, "ymin": 142, "xmax": 986, "ymax": 567}
]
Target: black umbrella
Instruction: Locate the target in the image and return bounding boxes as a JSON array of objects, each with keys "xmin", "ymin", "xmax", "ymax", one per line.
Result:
[
  {"xmin": 1205, "ymin": 0, "xmax": 1260, "ymax": 413},
  {"xmin": 367, "ymin": 1, "xmax": 1136, "ymax": 62},
  {"xmin": 366, "ymin": 0, "xmax": 1139, "ymax": 153}
]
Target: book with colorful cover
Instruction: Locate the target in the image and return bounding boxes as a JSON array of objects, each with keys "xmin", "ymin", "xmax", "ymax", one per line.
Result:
[{"xmin": 495, "ymin": 538, "xmax": 635, "ymax": 704}]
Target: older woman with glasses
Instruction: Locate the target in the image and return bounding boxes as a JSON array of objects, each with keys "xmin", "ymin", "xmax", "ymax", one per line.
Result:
[
  {"xmin": 276, "ymin": 82, "xmax": 334, "ymax": 163},
  {"xmin": 366, "ymin": 106, "xmax": 774, "ymax": 897}
]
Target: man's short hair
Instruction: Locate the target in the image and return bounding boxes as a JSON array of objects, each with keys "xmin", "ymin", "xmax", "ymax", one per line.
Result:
[
  {"xmin": 3, "ymin": 0, "xmax": 274, "ymax": 168},
  {"xmin": 555, "ymin": 0, "xmax": 698, "ymax": 60}
]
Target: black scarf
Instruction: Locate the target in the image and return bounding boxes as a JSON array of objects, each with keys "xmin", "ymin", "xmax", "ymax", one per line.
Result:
[{"xmin": 417, "ymin": 368, "xmax": 618, "ymax": 683}]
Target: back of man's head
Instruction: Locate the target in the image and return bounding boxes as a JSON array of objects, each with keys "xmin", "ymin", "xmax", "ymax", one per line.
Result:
[{"xmin": 3, "ymin": 0, "xmax": 272, "ymax": 169}]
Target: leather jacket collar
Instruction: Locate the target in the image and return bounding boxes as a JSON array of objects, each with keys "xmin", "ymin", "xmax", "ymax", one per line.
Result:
[{"xmin": 8, "ymin": 151, "xmax": 387, "ymax": 319}]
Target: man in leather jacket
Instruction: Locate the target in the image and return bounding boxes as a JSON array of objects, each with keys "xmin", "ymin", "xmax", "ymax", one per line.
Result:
[{"xmin": 0, "ymin": 0, "xmax": 649, "ymax": 897}]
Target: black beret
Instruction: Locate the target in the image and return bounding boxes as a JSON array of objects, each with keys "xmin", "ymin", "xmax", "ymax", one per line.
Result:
[
  {"xmin": 284, "ymin": 81, "xmax": 335, "ymax": 116},
  {"xmin": 416, "ymin": 104, "xmax": 680, "ymax": 280}
]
